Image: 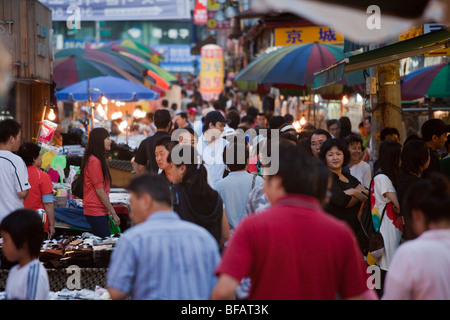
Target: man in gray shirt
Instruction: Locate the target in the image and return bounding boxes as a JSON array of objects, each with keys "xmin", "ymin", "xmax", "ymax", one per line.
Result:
[{"xmin": 215, "ymin": 135, "xmax": 264, "ymax": 231}]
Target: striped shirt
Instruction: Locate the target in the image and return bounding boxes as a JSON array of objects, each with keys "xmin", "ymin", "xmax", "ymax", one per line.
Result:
[
  {"xmin": 107, "ymin": 211, "xmax": 221, "ymax": 300},
  {"xmin": 5, "ymin": 259, "xmax": 50, "ymax": 300}
]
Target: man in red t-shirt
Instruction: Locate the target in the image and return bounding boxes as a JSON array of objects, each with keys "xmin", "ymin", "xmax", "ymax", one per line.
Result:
[{"xmin": 211, "ymin": 141, "xmax": 372, "ymax": 300}]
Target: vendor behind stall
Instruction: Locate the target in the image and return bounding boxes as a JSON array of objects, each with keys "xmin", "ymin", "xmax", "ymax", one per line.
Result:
[
  {"xmin": 79, "ymin": 127, "xmax": 121, "ymax": 237},
  {"xmin": 17, "ymin": 142, "xmax": 56, "ymax": 238}
]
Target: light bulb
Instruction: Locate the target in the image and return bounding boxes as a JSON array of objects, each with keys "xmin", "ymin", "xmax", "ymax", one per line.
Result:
[{"xmin": 47, "ymin": 109, "xmax": 56, "ymax": 121}]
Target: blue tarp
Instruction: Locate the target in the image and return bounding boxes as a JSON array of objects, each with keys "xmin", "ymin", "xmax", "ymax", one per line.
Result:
[{"xmin": 55, "ymin": 207, "xmax": 91, "ymax": 230}]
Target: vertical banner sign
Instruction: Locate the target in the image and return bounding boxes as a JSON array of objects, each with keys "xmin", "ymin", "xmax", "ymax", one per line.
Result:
[
  {"xmin": 200, "ymin": 45, "xmax": 224, "ymax": 101},
  {"xmin": 194, "ymin": 0, "xmax": 208, "ymax": 25},
  {"xmin": 207, "ymin": 0, "xmax": 230, "ymax": 30}
]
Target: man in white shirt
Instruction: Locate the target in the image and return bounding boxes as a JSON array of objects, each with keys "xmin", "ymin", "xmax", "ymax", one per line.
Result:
[
  {"xmin": 0, "ymin": 119, "xmax": 30, "ymax": 223},
  {"xmin": 196, "ymin": 111, "xmax": 230, "ymax": 189}
]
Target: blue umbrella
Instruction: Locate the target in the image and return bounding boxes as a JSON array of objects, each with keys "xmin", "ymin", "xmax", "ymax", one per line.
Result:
[{"xmin": 56, "ymin": 75, "xmax": 160, "ymax": 102}]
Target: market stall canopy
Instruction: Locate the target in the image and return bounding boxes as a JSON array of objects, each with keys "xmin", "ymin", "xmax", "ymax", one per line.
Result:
[
  {"xmin": 252, "ymin": 0, "xmax": 450, "ymax": 44},
  {"xmin": 235, "ymin": 42, "xmax": 366, "ymax": 89},
  {"xmin": 313, "ymin": 29, "xmax": 450, "ymax": 89},
  {"xmin": 55, "ymin": 48, "xmax": 143, "ymax": 81},
  {"xmin": 401, "ymin": 62, "xmax": 450, "ymax": 101},
  {"xmin": 56, "ymin": 76, "xmax": 160, "ymax": 102},
  {"xmin": 53, "ymin": 56, "xmax": 139, "ymax": 91},
  {"xmin": 101, "ymin": 39, "xmax": 164, "ymax": 65}
]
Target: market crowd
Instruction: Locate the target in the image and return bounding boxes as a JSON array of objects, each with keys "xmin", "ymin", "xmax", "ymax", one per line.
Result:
[{"xmin": 0, "ymin": 85, "xmax": 449, "ymax": 300}]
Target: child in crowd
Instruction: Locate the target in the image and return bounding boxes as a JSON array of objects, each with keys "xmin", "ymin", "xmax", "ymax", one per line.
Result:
[{"xmin": 0, "ymin": 209, "xmax": 50, "ymax": 300}]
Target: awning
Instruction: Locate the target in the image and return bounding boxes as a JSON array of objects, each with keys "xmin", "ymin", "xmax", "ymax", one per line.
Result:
[{"xmin": 313, "ymin": 29, "xmax": 450, "ymax": 89}]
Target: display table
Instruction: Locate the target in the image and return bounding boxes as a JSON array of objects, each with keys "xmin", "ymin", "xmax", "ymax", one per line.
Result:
[{"xmin": 0, "ymin": 268, "xmax": 107, "ymax": 292}]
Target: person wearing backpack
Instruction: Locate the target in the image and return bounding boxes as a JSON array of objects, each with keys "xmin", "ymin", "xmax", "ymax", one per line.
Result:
[{"xmin": 369, "ymin": 140, "xmax": 403, "ymax": 297}]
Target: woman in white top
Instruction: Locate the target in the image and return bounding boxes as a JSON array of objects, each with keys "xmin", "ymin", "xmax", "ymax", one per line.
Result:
[
  {"xmin": 383, "ymin": 174, "xmax": 450, "ymax": 300},
  {"xmin": 369, "ymin": 140, "xmax": 403, "ymax": 298},
  {"xmin": 344, "ymin": 134, "xmax": 372, "ymax": 189}
]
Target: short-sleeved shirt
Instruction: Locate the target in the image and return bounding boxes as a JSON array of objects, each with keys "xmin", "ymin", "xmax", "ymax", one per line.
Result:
[
  {"xmin": 349, "ymin": 161, "xmax": 372, "ymax": 189},
  {"xmin": 107, "ymin": 211, "xmax": 221, "ymax": 300},
  {"xmin": 215, "ymin": 171, "xmax": 264, "ymax": 230},
  {"xmin": 0, "ymin": 150, "xmax": 30, "ymax": 223},
  {"xmin": 383, "ymin": 230, "xmax": 450, "ymax": 300},
  {"xmin": 196, "ymin": 135, "xmax": 229, "ymax": 189},
  {"xmin": 5, "ymin": 259, "xmax": 50, "ymax": 300},
  {"xmin": 215, "ymin": 195, "xmax": 368, "ymax": 300},
  {"xmin": 134, "ymin": 131, "xmax": 171, "ymax": 174},
  {"xmin": 23, "ymin": 166, "xmax": 53, "ymax": 210},
  {"xmin": 372, "ymin": 174, "xmax": 403, "ymax": 270},
  {"xmin": 83, "ymin": 155, "xmax": 110, "ymax": 216}
]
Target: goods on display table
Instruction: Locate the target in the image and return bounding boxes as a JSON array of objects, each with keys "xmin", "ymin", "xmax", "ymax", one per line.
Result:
[{"xmin": 0, "ymin": 234, "xmax": 122, "ymax": 299}]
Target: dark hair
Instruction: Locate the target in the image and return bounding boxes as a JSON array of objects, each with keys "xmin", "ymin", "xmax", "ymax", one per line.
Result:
[
  {"xmin": 280, "ymin": 132, "xmax": 299, "ymax": 145},
  {"xmin": 161, "ymin": 99, "xmax": 169, "ymax": 108},
  {"xmin": 378, "ymin": 140, "xmax": 402, "ymax": 187},
  {"xmin": 268, "ymin": 115, "xmax": 285, "ymax": 129},
  {"xmin": 80, "ymin": 127, "xmax": 111, "ymax": 186},
  {"xmin": 0, "ymin": 119, "xmax": 21, "ymax": 144},
  {"xmin": 0, "ymin": 209, "xmax": 44, "ymax": 258},
  {"xmin": 309, "ymin": 129, "xmax": 332, "ymax": 145},
  {"xmin": 240, "ymin": 115, "xmax": 254, "ymax": 126},
  {"xmin": 226, "ymin": 110, "xmax": 240, "ymax": 130},
  {"xmin": 177, "ymin": 112, "xmax": 187, "ymax": 120},
  {"xmin": 339, "ymin": 116, "xmax": 352, "ymax": 132},
  {"xmin": 127, "ymin": 174, "xmax": 171, "ymax": 206},
  {"xmin": 167, "ymin": 144, "xmax": 217, "ymax": 200},
  {"xmin": 223, "ymin": 134, "xmax": 249, "ymax": 172},
  {"xmin": 380, "ymin": 127, "xmax": 400, "ymax": 141},
  {"xmin": 17, "ymin": 142, "xmax": 41, "ymax": 166},
  {"xmin": 283, "ymin": 114, "xmax": 294, "ymax": 125},
  {"xmin": 401, "ymin": 139, "xmax": 430, "ymax": 176},
  {"xmin": 326, "ymin": 119, "xmax": 340, "ymax": 129},
  {"xmin": 269, "ymin": 140, "xmax": 330, "ymax": 203},
  {"xmin": 155, "ymin": 135, "xmax": 177, "ymax": 153},
  {"xmin": 404, "ymin": 134, "xmax": 421, "ymax": 146},
  {"xmin": 402, "ymin": 173, "xmax": 450, "ymax": 226},
  {"xmin": 154, "ymin": 109, "xmax": 172, "ymax": 129},
  {"xmin": 246, "ymin": 106, "xmax": 258, "ymax": 120},
  {"xmin": 319, "ymin": 138, "xmax": 351, "ymax": 168},
  {"xmin": 344, "ymin": 134, "xmax": 363, "ymax": 148}
]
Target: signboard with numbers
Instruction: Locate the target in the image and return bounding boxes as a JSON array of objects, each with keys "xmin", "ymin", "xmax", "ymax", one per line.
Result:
[
  {"xmin": 274, "ymin": 26, "xmax": 344, "ymax": 46},
  {"xmin": 38, "ymin": 0, "xmax": 191, "ymax": 21},
  {"xmin": 199, "ymin": 45, "xmax": 224, "ymax": 101}
]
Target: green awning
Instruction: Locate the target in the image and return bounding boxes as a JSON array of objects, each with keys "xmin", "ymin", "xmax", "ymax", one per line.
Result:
[{"xmin": 313, "ymin": 29, "xmax": 450, "ymax": 89}]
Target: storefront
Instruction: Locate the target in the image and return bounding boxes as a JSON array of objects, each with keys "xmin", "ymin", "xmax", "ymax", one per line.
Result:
[{"xmin": 0, "ymin": 0, "xmax": 53, "ymax": 141}]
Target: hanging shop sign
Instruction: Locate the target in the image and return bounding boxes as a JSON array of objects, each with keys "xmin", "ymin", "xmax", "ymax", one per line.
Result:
[
  {"xmin": 194, "ymin": 0, "xmax": 208, "ymax": 25},
  {"xmin": 199, "ymin": 44, "xmax": 224, "ymax": 101},
  {"xmin": 38, "ymin": 0, "xmax": 191, "ymax": 21},
  {"xmin": 274, "ymin": 26, "xmax": 344, "ymax": 46}
]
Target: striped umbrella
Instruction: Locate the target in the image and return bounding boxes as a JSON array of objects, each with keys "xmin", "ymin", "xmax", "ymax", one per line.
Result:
[
  {"xmin": 53, "ymin": 56, "xmax": 138, "ymax": 90},
  {"xmin": 401, "ymin": 62, "xmax": 450, "ymax": 101},
  {"xmin": 101, "ymin": 39, "xmax": 164, "ymax": 65},
  {"xmin": 55, "ymin": 48, "xmax": 143, "ymax": 81},
  {"xmin": 235, "ymin": 42, "xmax": 365, "ymax": 90}
]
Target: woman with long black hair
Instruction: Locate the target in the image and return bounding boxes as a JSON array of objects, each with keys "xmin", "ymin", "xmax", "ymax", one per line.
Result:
[
  {"xmin": 168, "ymin": 144, "xmax": 229, "ymax": 249},
  {"xmin": 370, "ymin": 139, "xmax": 403, "ymax": 297},
  {"xmin": 80, "ymin": 127, "xmax": 120, "ymax": 237}
]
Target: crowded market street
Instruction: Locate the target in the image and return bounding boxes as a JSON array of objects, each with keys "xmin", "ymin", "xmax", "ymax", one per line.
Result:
[{"xmin": 0, "ymin": 0, "xmax": 449, "ymax": 309}]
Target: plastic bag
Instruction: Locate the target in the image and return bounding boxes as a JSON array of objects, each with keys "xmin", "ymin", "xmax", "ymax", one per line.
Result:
[{"xmin": 108, "ymin": 215, "xmax": 121, "ymax": 235}]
